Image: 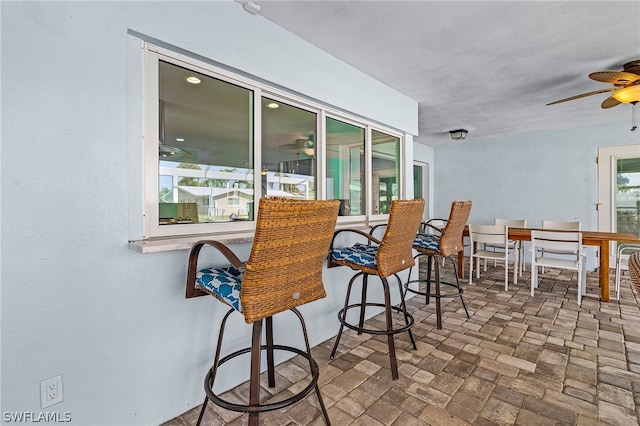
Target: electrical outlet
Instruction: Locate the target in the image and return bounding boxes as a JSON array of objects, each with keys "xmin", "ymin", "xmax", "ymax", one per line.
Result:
[{"xmin": 40, "ymin": 375, "xmax": 63, "ymax": 408}]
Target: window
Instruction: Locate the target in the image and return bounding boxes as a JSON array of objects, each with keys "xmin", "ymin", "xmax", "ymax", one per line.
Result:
[
  {"xmin": 261, "ymin": 98, "xmax": 317, "ymax": 200},
  {"xmin": 371, "ymin": 130, "xmax": 401, "ymax": 215},
  {"xmin": 326, "ymin": 117, "xmax": 365, "ymax": 216},
  {"xmin": 142, "ymin": 45, "xmax": 406, "ymax": 241},
  {"xmin": 154, "ymin": 58, "xmax": 254, "ymax": 234}
]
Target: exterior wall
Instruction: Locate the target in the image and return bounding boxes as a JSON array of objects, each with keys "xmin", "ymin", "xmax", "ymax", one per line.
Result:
[
  {"xmin": 1, "ymin": 2, "xmax": 417, "ymax": 425},
  {"xmin": 432, "ymin": 124, "xmax": 640, "ymax": 269}
]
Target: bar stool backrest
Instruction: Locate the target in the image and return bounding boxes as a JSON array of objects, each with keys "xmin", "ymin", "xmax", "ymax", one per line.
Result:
[
  {"xmin": 438, "ymin": 201, "xmax": 473, "ymax": 257},
  {"xmin": 376, "ymin": 199, "xmax": 425, "ymax": 277},
  {"xmin": 241, "ymin": 198, "xmax": 340, "ymax": 323}
]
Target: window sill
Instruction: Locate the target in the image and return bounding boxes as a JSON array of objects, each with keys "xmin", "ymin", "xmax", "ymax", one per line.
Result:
[
  {"xmin": 128, "ymin": 218, "xmax": 377, "ymax": 253},
  {"xmin": 129, "ymin": 231, "xmax": 255, "ymax": 253}
]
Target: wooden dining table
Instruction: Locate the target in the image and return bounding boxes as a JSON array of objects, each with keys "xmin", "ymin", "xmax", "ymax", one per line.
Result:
[{"xmin": 459, "ymin": 227, "xmax": 640, "ymax": 302}]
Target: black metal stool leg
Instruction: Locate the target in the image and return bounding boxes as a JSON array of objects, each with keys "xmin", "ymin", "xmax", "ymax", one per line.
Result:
[
  {"xmin": 395, "ymin": 273, "xmax": 416, "ymax": 350},
  {"xmin": 448, "ymin": 256, "xmax": 470, "ymax": 318},
  {"xmin": 291, "ymin": 308, "xmax": 331, "ymax": 426},
  {"xmin": 331, "ymin": 272, "xmax": 362, "ymax": 359},
  {"xmin": 426, "ymin": 255, "xmax": 433, "ymax": 305},
  {"xmin": 195, "ymin": 396, "xmax": 209, "ymax": 426},
  {"xmin": 381, "ymin": 276, "xmax": 398, "ymax": 380},
  {"xmin": 248, "ymin": 320, "xmax": 263, "ymax": 426},
  {"xmin": 266, "ymin": 316, "xmax": 275, "ymax": 388},
  {"xmin": 357, "ymin": 274, "xmax": 368, "ymax": 334},
  {"xmin": 434, "ymin": 258, "xmax": 443, "ymax": 329},
  {"xmin": 334, "ymin": 271, "xmax": 413, "ymax": 380},
  {"xmin": 197, "ymin": 308, "xmax": 235, "ymax": 426}
]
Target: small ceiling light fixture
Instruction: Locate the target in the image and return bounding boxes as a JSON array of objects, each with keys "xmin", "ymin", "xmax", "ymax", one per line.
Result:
[
  {"xmin": 449, "ymin": 129, "xmax": 468, "ymax": 140},
  {"xmin": 266, "ymin": 102, "xmax": 279, "ymax": 109},
  {"xmin": 242, "ymin": 1, "xmax": 261, "ymax": 15},
  {"xmin": 159, "ymin": 100, "xmax": 192, "ymax": 159},
  {"xmin": 186, "ymin": 76, "xmax": 201, "ymax": 84}
]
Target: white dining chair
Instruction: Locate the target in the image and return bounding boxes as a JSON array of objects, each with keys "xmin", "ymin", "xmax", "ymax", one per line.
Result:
[
  {"xmin": 531, "ymin": 230, "xmax": 585, "ymax": 305},
  {"xmin": 469, "ymin": 224, "xmax": 517, "ymax": 291},
  {"xmin": 614, "ymin": 243, "xmax": 640, "ymax": 300},
  {"xmin": 540, "ymin": 220, "xmax": 582, "ymax": 273},
  {"xmin": 484, "ymin": 218, "xmax": 526, "ymax": 276}
]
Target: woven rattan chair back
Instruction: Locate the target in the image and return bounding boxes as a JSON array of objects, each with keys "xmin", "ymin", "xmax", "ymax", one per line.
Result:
[
  {"xmin": 629, "ymin": 251, "xmax": 640, "ymax": 295},
  {"xmin": 240, "ymin": 198, "xmax": 340, "ymax": 323},
  {"xmin": 376, "ymin": 199, "xmax": 425, "ymax": 277},
  {"xmin": 438, "ymin": 201, "xmax": 472, "ymax": 257}
]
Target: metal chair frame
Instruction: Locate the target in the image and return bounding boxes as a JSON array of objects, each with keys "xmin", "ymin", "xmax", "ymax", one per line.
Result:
[
  {"xmin": 404, "ymin": 201, "xmax": 472, "ymax": 329},
  {"xmin": 328, "ymin": 199, "xmax": 424, "ymax": 380},
  {"xmin": 186, "ymin": 198, "xmax": 339, "ymax": 426}
]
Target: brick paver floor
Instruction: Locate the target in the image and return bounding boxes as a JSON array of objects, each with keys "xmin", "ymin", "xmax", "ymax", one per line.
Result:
[{"xmin": 166, "ymin": 260, "xmax": 640, "ymax": 425}]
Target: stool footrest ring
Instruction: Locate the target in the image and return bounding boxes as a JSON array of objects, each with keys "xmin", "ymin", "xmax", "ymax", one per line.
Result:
[
  {"xmin": 405, "ymin": 279, "xmax": 464, "ymax": 299},
  {"xmin": 337, "ymin": 303, "xmax": 414, "ymax": 335},
  {"xmin": 204, "ymin": 344, "xmax": 319, "ymax": 414}
]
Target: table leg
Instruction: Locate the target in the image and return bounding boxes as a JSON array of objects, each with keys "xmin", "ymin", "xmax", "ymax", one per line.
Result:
[
  {"xmin": 457, "ymin": 249, "xmax": 464, "ymax": 278},
  {"xmin": 599, "ymin": 241, "xmax": 610, "ymax": 302}
]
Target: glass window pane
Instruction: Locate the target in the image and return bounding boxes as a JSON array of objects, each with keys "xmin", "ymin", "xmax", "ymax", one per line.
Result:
[
  {"xmin": 158, "ymin": 61, "xmax": 254, "ymax": 224},
  {"xmin": 261, "ymin": 98, "xmax": 316, "ymax": 200},
  {"xmin": 326, "ymin": 117, "xmax": 365, "ymax": 215},
  {"xmin": 372, "ymin": 130, "xmax": 400, "ymax": 215},
  {"xmin": 615, "ymin": 157, "xmax": 640, "ymax": 237}
]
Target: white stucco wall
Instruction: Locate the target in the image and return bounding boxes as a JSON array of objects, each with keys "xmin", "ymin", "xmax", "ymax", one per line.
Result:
[
  {"xmin": 432, "ymin": 124, "xmax": 640, "ymax": 269},
  {"xmin": 1, "ymin": 2, "xmax": 418, "ymax": 425}
]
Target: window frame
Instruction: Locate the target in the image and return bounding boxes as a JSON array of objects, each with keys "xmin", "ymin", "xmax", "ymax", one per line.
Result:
[
  {"xmin": 140, "ymin": 43, "xmax": 406, "ymax": 243},
  {"xmin": 324, "ymin": 113, "xmax": 367, "ymax": 224}
]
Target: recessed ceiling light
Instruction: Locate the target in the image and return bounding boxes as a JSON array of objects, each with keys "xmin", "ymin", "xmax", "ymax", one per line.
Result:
[
  {"xmin": 186, "ymin": 76, "xmax": 201, "ymax": 84},
  {"xmin": 266, "ymin": 102, "xmax": 279, "ymax": 109},
  {"xmin": 176, "ymin": 138, "xmax": 185, "ymax": 142}
]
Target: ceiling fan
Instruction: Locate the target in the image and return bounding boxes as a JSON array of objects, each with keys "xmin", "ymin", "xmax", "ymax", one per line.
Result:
[
  {"xmin": 546, "ymin": 60, "xmax": 640, "ymax": 109},
  {"xmin": 278, "ymin": 135, "xmax": 315, "ymax": 156}
]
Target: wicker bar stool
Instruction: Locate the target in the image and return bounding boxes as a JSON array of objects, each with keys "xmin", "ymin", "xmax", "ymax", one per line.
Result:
[
  {"xmin": 405, "ymin": 201, "xmax": 472, "ymax": 329},
  {"xmin": 328, "ymin": 199, "xmax": 424, "ymax": 380},
  {"xmin": 186, "ymin": 198, "xmax": 339, "ymax": 426}
]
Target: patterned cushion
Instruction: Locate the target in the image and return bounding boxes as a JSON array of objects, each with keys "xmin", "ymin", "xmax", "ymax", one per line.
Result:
[
  {"xmin": 413, "ymin": 233, "xmax": 440, "ymax": 251},
  {"xmin": 195, "ymin": 266, "xmax": 244, "ymax": 312},
  {"xmin": 331, "ymin": 242, "xmax": 379, "ymax": 269}
]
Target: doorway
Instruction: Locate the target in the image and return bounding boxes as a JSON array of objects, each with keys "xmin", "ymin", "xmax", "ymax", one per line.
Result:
[
  {"xmin": 597, "ymin": 144, "xmax": 640, "ymax": 262},
  {"xmin": 413, "ymin": 161, "xmax": 429, "ymax": 219}
]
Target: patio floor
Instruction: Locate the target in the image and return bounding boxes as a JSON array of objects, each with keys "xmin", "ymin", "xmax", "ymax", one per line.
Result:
[{"xmin": 164, "ymin": 260, "xmax": 640, "ymax": 425}]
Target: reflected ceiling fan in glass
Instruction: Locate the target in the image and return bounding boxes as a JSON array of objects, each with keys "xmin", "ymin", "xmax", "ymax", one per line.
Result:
[
  {"xmin": 159, "ymin": 100, "xmax": 192, "ymax": 159},
  {"xmin": 278, "ymin": 135, "xmax": 315, "ymax": 156}
]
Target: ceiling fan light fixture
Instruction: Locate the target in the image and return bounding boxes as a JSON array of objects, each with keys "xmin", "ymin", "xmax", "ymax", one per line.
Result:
[
  {"xmin": 159, "ymin": 144, "xmax": 190, "ymax": 159},
  {"xmin": 449, "ymin": 129, "xmax": 468, "ymax": 140},
  {"xmin": 612, "ymin": 85, "xmax": 640, "ymax": 103}
]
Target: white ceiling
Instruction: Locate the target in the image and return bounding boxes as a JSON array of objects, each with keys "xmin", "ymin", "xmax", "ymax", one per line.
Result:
[{"xmin": 252, "ymin": 0, "xmax": 640, "ymax": 146}]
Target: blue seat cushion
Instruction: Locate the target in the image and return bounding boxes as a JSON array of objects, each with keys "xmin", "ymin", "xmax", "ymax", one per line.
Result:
[
  {"xmin": 413, "ymin": 233, "xmax": 440, "ymax": 251},
  {"xmin": 331, "ymin": 242, "xmax": 378, "ymax": 269},
  {"xmin": 195, "ymin": 266, "xmax": 244, "ymax": 312}
]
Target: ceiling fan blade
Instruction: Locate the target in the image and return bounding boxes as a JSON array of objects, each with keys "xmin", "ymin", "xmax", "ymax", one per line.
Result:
[
  {"xmin": 601, "ymin": 96, "xmax": 621, "ymax": 109},
  {"xmin": 589, "ymin": 71, "xmax": 639, "ymax": 85},
  {"xmin": 546, "ymin": 88, "xmax": 616, "ymax": 106}
]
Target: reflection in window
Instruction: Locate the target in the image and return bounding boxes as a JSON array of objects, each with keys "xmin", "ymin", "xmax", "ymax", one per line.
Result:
[
  {"xmin": 157, "ymin": 61, "xmax": 254, "ymax": 224},
  {"xmin": 326, "ymin": 117, "xmax": 365, "ymax": 215},
  {"xmin": 615, "ymin": 157, "xmax": 640, "ymax": 237},
  {"xmin": 261, "ymin": 98, "xmax": 316, "ymax": 200},
  {"xmin": 372, "ymin": 130, "xmax": 400, "ymax": 215}
]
